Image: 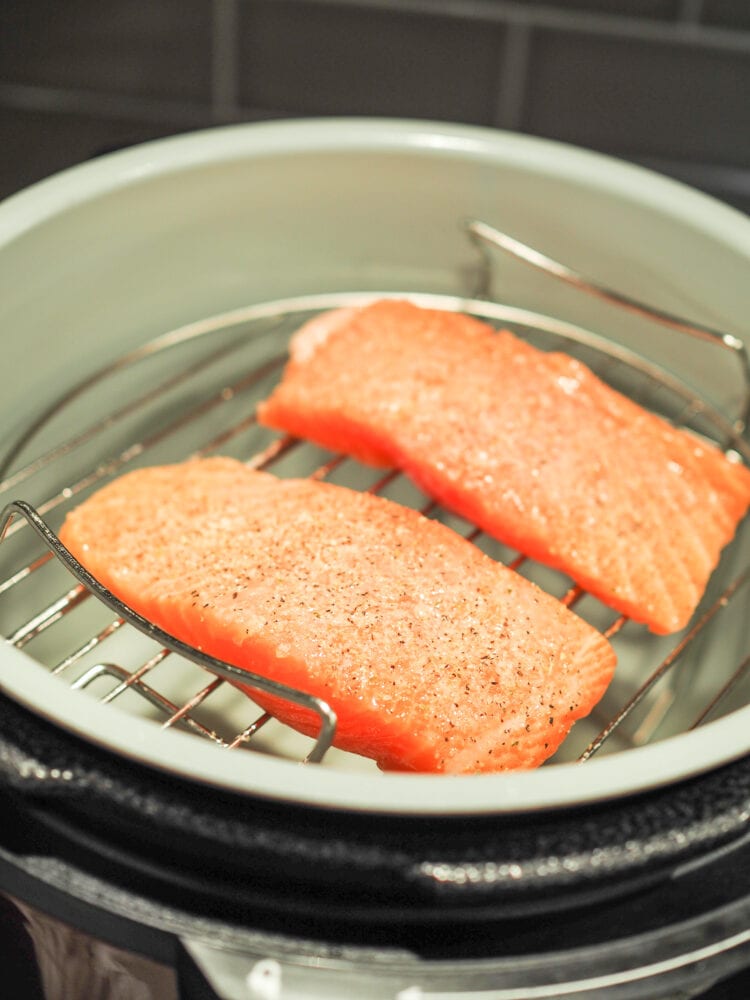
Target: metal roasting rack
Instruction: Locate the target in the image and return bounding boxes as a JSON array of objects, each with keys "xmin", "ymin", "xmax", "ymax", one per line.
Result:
[{"xmin": 1, "ymin": 220, "xmax": 749, "ymax": 771}]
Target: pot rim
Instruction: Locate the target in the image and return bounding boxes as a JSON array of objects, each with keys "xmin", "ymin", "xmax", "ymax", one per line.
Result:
[
  {"xmin": 1, "ymin": 117, "xmax": 749, "ymax": 815},
  {"xmin": 4, "ymin": 647, "xmax": 750, "ymax": 815}
]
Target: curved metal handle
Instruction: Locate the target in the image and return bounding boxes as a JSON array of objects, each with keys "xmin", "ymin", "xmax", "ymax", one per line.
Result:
[
  {"xmin": 466, "ymin": 218, "xmax": 750, "ymax": 437},
  {"xmin": 1, "ymin": 500, "xmax": 338, "ymax": 765}
]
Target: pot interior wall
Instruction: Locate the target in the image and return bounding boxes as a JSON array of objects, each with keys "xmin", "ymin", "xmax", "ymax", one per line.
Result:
[{"xmin": 1, "ymin": 121, "xmax": 749, "ymax": 458}]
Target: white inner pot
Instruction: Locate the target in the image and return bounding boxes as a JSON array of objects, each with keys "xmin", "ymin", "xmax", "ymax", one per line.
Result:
[{"xmin": 0, "ymin": 117, "xmax": 749, "ymax": 815}]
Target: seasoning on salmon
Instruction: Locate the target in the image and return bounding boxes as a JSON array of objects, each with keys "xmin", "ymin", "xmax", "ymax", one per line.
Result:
[
  {"xmin": 258, "ymin": 300, "xmax": 750, "ymax": 635},
  {"xmin": 58, "ymin": 457, "xmax": 616, "ymax": 774}
]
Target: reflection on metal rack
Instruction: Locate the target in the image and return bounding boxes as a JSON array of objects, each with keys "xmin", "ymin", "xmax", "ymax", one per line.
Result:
[
  {"xmin": 580, "ymin": 567, "xmax": 750, "ymax": 760},
  {"xmin": 0, "ymin": 227, "xmax": 748, "ymax": 770}
]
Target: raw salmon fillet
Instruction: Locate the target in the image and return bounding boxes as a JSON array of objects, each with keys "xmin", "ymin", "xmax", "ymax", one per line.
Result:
[
  {"xmin": 59, "ymin": 457, "xmax": 616, "ymax": 774},
  {"xmin": 258, "ymin": 300, "xmax": 750, "ymax": 634}
]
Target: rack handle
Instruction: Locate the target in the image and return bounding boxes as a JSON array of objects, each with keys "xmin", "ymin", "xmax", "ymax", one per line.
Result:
[{"xmin": 466, "ymin": 218, "xmax": 750, "ymax": 437}]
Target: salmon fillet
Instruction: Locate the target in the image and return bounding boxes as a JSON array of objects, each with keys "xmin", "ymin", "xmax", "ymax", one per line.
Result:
[
  {"xmin": 258, "ymin": 300, "xmax": 750, "ymax": 634},
  {"xmin": 58, "ymin": 457, "xmax": 616, "ymax": 774}
]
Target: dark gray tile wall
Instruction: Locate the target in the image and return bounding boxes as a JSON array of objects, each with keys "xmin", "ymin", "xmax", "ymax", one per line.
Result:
[
  {"xmin": 1, "ymin": 0, "xmax": 749, "ymax": 213},
  {"xmin": 519, "ymin": 0, "xmax": 681, "ymax": 16},
  {"xmin": 524, "ymin": 30, "xmax": 750, "ymax": 167},
  {"xmin": 0, "ymin": 0, "xmax": 212, "ymax": 100},
  {"xmin": 238, "ymin": 2, "xmax": 503, "ymax": 122},
  {"xmin": 702, "ymin": 0, "xmax": 750, "ymax": 30}
]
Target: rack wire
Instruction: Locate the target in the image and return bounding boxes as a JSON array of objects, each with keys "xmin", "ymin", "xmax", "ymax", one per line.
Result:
[{"xmin": 1, "ymin": 225, "xmax": 749, "ymax": 771}]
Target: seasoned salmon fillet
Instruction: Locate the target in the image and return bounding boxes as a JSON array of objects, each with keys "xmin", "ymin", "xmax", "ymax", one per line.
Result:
[
  {"xmin": 59, "ymin": 457, "xmax": 616, "ymax": 774},
  {"xmin": 258, "ymin": 300, "xmax": 750, "ymax": 634}
]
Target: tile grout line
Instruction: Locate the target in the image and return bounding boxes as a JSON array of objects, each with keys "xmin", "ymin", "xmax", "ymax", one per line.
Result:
[
  {"xmin": 493, "ymin": 19, "xmax": 532, "ymax": 132},
  {"xmin": 211, "ymin": 0, "xmax": 241, "ymax": 120},
  {"xmin": 0, "ymin": 81, "xmax": 212, "ymax": 126},
  {"xmin": 296, "ymin": 0, "xmax": 750, "ymax": 47},
  {"xmin": 678, "ymin": 0, "xmax": 705, "ymax": 24}
]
